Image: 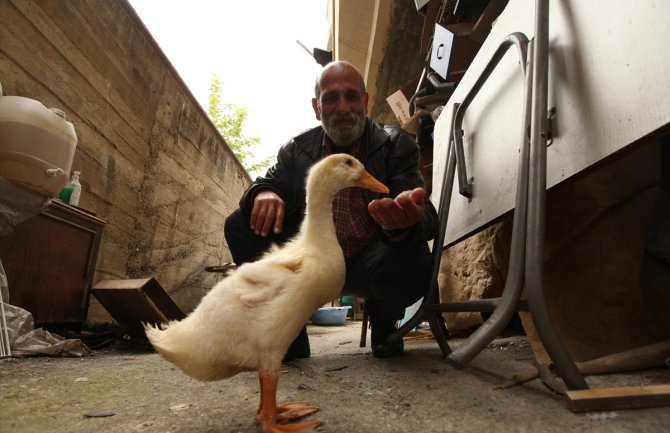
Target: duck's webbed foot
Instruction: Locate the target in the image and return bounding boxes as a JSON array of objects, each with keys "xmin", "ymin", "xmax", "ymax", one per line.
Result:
[
  {"xmin": 276, "ymin": 400, "xmax": 319, "ymax": 422},
  {"xmin": 264, "ymin": 419, "xmax": 322, "ymax": 433},
  {"xmin": 257, "ymin": 372, "xmax": 323, "ymax": 433}
]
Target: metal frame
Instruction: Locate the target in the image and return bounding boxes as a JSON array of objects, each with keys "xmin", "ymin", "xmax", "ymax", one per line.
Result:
[
  {"xmin": 390, "ymin": 0, "xmax": 588, "ymax": 391},
  {"xmin": 524, "ymin": 0, "xmax": 587, "ymax": 390}
]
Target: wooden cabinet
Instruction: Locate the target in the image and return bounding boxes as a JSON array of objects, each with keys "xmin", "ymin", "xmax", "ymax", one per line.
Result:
[{"xmin": 0, "ymin": 200, "xmax": 105, "ymax": 330}]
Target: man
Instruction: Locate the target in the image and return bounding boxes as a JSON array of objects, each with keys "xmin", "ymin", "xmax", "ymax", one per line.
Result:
[{"xmin": 224, "ymin": 61, "xmax": 437, "ymax": 358}]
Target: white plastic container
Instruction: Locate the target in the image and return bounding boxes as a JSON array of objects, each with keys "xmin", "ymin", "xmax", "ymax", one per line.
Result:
[{"xmin": 0, "ymin": 91, "xmax": 77, "ymax": 197}]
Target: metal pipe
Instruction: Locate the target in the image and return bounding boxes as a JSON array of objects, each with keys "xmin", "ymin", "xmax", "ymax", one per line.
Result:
[
  {"xmin": 393, "ymin": 36, "xmax": 530, "ymax": 356},
  {"xmin": 427, "ymin": 298, "xmax": 501, "ymax": 313},
  {"xmin": 0, "ymin": 260, "xmax": 10, "ymax": 357},
  {"xmin": 408, "ymin": 82, "xmax": 456, "ymax": 117},
  {"xmin": 447, "ymin": 38, "xmax": 535, "ymax": 368},
  {"xmin": 390, "ymin": 104, "xmax": 461, "ymax": 351},
  {"xmin": 525, "ymin": 0, "xmax": 588, "ymax": 390},
  {"xmin": 427, "ymin": 72, "xmax": 443, "ymax": 87},
  {"xmin": 452, "ymin": 32, "xmax": 529, "ymax": 199}
]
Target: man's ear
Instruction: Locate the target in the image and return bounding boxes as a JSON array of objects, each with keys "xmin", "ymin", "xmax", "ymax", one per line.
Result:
[
  {"xmin": 312, "ymin": 98, "xmax": 321, "ymax": 120},
  {"xmin": 363, "ymin": 91, "xmax": 369, "ymax": 115}
]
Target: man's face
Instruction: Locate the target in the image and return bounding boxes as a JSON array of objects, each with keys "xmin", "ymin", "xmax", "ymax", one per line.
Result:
[{"xmin": 312, "ymin": 66, "xmax": 368, "ymax": 147}]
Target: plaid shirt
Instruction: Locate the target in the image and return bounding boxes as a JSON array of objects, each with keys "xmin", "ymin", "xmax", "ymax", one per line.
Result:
[{"xmin": 322, "ymin": 138, "xmax": 378, "ymax": 260}]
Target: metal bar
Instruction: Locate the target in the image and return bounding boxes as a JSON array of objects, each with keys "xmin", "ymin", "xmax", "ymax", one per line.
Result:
[
  {"xmin": 525, "ymin": 0, "xmax": 588, "ymax": 390},
  {"xmin": 446, "ymin": 38, "xmax": 535, "ymax": 369},
  {"xmin": 392, "ymin": 35, "xmax": 529, "ymax": 356},
  {"xmin": 359, "ymin": 305, "xmax": 368, "ymax": 348},
  {"xmin": 426, "ymin": 298, "xmax": 500, "ymax": 313},
  {"xmin": 0, "ymin": 260, "xmax": 10, "ymax": 357},
  {"xmin": 427, "ymin": 311, "xmax": 452, "ymax": 357},
  {"xmin": 390, "ymin": 104, "xmax": 461, "ymax": 350},
  {"xmin": 394, "ymin": 2, "xmax": 587, "ymax": 389},
  {"xmin": 452, "ymin": 32, "xmax": 529, "ymax": 199},
  {"xmin": 426, "ymin": 297, "xmax": 530, "ymax": 314}
]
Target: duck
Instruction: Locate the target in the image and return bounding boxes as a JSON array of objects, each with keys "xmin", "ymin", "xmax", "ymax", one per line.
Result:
[{"xmin": 145, "ymin": 153, "xmax": 389, "ymax": 433}]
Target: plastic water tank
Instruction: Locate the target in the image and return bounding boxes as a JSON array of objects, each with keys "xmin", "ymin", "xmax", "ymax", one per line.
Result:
[{"xmin": 0, "ymin": 88, "xmax": 77, "ymax": 197}]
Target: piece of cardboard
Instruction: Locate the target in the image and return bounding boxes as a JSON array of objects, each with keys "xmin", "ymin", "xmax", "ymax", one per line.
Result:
[
  {"xmin": 387, "ymin": 89, "xmax": 412, "ymax": 126},
  {"xmin": 386, "ymin": 78, "xmax": 421, "ymax": 127}
]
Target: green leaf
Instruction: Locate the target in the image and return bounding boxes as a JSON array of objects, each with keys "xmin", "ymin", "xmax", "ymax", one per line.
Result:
[{"xmin": 206, "ymin": 73, "xmax": 272, "ymax": 174}]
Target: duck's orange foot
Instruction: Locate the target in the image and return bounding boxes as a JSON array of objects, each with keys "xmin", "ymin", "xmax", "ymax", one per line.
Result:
[
  {"xmin": 277, "ymin": 401, "xmax": 319, "ymax": 422},
  {"xmin": 257, "ymin": 373, "xmax": 322, "ymax": 432},
  {"xmin": 259, "ymin": 401, "xmax": 322, "ymax": 432},
  {"xmin": 263, "ymin": 419, "xmax": 323, "ymax": 433}
]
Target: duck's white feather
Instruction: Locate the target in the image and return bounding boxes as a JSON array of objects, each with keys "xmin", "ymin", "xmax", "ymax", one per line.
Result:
[{"xmin": 145, "ymin": 154, "xmax": 386, "ymax": 382}]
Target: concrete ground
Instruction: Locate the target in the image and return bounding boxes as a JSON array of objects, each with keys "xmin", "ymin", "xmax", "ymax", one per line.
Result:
[{"xmin": 1, "ymin": 321, "xmax": 669, "ymax": 433}]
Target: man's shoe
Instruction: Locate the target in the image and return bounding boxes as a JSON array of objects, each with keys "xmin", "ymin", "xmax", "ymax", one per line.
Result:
[
  {"xmin": 282, "ymin": 326, "xmax": 310, "ymax": 362},
  {"xmin": 371, "ymin": 320, "xmax": 404, "ymax": 358},
  {"xmin": 372, "ymin": 339, "xmax": 404, "ymax": 358}
]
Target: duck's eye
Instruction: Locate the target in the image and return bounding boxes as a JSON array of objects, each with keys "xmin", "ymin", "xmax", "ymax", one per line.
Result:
[{"xmin": 345, "ymin": 159, "xmax": 353, "ymax": 166}]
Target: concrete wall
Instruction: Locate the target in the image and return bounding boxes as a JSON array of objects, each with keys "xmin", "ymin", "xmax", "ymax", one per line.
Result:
[
  {"xmin": 334, "ymin": 0, "xmax": 426, "ymax": 127},
  {"xmin": 0, "ymin": 0, "xmax": 251, "ymax": 320},
  {"xmin": 368, "ymin": 0, "xmax": 425, "ymax": 126}
]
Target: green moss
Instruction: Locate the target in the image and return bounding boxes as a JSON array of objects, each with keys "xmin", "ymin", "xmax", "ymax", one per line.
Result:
[{"xmin": 0, "ymin": 354, "xmax": 170, "ymax": 432}]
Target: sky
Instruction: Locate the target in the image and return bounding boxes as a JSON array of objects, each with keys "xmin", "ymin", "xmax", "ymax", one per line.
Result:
[{"xmin": 127, "ymin": 0, "xmax": 330, "ymax": 177}]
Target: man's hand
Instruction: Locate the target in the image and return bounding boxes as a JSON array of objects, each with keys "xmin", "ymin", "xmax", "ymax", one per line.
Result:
[
  {"xmin": 250, "ymin": 190, "xmax": 285, "ymax": 237},
  {"xmin": 368, "ymin": 187, "xmax": 426, "ymax": 232}
]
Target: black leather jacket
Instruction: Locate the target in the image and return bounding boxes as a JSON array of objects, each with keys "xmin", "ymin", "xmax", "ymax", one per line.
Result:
[{"xmin": 239, "ymin": 119, "xmax": 438, "ymax": 246}]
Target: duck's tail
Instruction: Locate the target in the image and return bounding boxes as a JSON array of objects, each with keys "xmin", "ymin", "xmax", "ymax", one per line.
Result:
[
  {"xmin": 143, "ymin": 321, "xmax": 237, "ymax": 381},
  {"xmin": 144, "ymin": 321, "xmax": 177, "ymax": 356},
  {"xmin": 143, "ymin": 321, "xmax": 194, "ymax": 368}
]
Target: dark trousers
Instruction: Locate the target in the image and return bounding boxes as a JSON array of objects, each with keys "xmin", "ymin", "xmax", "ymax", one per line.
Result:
[{"xmin": 224, "ymin": 208, "xmax": 433, "ymax": 322}]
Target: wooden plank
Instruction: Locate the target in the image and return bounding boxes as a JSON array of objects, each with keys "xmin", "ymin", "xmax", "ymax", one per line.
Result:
[
  {"xmin": 565, "ymin": 385, "xmax": 670, "ymax": 412},
  {"xmin": 92, "ymin": 278, "xmax": 186, "ymax": 340}
]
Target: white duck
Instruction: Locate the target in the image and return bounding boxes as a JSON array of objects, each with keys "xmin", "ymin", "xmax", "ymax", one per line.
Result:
[{"xmin": 145, "ymin": 153, "xmax": 389, "ymax": 433}]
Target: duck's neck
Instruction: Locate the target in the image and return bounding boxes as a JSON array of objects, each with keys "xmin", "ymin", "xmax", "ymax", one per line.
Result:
[{"xmin": 301, "ymin": 185, "xmax": 338, "ymax": 247}]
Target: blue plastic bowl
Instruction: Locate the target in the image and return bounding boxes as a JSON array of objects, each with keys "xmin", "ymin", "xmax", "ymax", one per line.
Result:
[{"xmin": 310, "ymin": 306, "xmax": 351, "ymax": 326}]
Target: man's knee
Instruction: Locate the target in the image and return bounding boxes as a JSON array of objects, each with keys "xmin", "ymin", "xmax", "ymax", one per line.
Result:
[
  {"xmin": 224, "ymin": 208, "xmax": 302, "ymax": 265},
  {"xmin": 224, "ymin": 208, "xmax": 248, "ymax": 240},
  {"xmin": 224, "ymin": 208, "xmax": 265, "ymax": 265},
  {"xmin": 369, "ymin": 242, "xmax": 433, "ymax": 283},
  {"xmin": 345, "ymin": 241, "xmax": 432, "ymax": 303}
]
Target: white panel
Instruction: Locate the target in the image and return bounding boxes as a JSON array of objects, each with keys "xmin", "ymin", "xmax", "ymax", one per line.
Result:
[
  {"xmin": 432, "ymin": 0, "xmax": 670, "ymax": 247},
  {"xmin": 430, "ymin": 23, "xmax": 455, "ymax": 80}
]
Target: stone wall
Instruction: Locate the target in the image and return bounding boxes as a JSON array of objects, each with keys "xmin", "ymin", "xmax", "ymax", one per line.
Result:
[{"xmin": 0, "ymin": 0, "xmax": 250, "ymax": 320}]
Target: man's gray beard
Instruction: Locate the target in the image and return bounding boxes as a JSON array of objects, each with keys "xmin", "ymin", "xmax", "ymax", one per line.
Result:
[{"xmin": 322, "ymin": 113, "xmax": 365, "ymax": 146}]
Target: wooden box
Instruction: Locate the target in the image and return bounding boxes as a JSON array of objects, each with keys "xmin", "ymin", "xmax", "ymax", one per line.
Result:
[
  {"xmin": 92, "ymin": 277, "xmax": 185, "ymax": 338},
  {"xmin": 0, "ymin": 200, "xmax": 105, "ymax": 330}
]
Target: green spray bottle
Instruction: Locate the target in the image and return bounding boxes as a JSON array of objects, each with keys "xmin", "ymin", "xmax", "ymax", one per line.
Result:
[{"xmin": 58, "ymin": 171, "xmax": 81, "ymax": 206}]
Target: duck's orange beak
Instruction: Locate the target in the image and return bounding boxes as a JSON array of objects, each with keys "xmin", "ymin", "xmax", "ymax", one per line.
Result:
[{"xmin": 357, "ymin": 169, "xmax": 389, "ymax": 194}]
